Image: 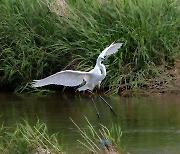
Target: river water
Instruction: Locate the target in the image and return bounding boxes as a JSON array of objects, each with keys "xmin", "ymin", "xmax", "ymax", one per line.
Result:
[{"xmin": 0, "ymin": 92, "xmax": 180, "ymax": 153}]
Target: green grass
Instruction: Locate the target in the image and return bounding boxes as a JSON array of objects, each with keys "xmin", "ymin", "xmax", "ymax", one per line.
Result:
[
  {"xmin": 0, "ymin": 120, "xmax": 63, "ymax": 153},
  {"xmin": 0, "ymin": 0, "xmax": 179, "ymax": 93},
  {"xmin": 70, "ymin": 116, "xmax": 125, "ymax": 153},
  {"xmin": 0, "ymin": 118, "xmax": 124, "ymax": 153}
]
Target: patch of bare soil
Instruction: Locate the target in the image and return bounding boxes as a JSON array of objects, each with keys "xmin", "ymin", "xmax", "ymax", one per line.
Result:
[{"xmin": 120, "ymin": 61, "xmax": 180, "ymax": 96}]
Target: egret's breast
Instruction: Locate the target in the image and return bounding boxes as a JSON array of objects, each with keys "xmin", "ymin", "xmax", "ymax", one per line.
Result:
[{"xmin": 89, "ymin": 68, "xmax": 103, "ymax": 84}]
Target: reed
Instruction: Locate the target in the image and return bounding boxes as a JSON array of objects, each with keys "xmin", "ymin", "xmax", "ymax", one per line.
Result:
[
  {"xmin": 70, "ymin": 117, "xmax": 125, "ymax": 153},
  {"xmin": 0, "ymin": 117, "xmax": 125, "ymax": 153},
  {"xmin": 0, "ymin": 120, "xmax": 63, "ymax": 153},
  {"xmin": 0, "ymin": 0, "xmax": 179, "ymax": 93}
]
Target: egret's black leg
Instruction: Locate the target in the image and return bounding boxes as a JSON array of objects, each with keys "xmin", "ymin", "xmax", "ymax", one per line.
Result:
[
  {"xmin": 91, "ymin": 97, "xmax": 102, "ymax": 123},
  {"xmin": 99, "ymin": 95, "xmax": 117, "ymax": 117}
]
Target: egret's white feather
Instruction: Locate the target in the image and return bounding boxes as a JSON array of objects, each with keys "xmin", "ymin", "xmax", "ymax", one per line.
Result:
[
  {"xmin": 32, "ymin": 42, "xmax": 123, "ymax": 91},
  {"xmin": 99, "ymin": 43, "xmax": 123, "ymax": 58},
  {"xmin": 32, "ymin": 70, "xmax": 91, "ymax": 87},
  {"xmin": 78, "ymin": 84, "xmax": 91, "ymax": 91}
]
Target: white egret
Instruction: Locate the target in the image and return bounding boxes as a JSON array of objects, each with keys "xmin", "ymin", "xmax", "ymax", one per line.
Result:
[
  {"xmin": 32, "ymin": 42, "xmax": 123, "ymax": 122},
  {"xmin": 32, "ymin": 42, "xmax": 123, "ymax": 90}
]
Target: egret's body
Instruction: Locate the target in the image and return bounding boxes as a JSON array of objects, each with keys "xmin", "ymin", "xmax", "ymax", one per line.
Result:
[
  {"xmin": 78, "ymin": 57, "xmax": 106, "ymax": 91},
  {"xmin": 32, "ymin": 43, "xmax": 123, "ymax": 91}
]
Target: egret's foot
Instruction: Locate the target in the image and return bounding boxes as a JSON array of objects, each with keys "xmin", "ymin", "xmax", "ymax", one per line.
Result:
[
  {"xmin": 99, "ymin": 95, "xmax": 117, "ymax": 117},
  {"xmin": 87, "ymin": 90, "xmax": 96, "ymax": 100},
  {"xmin": 87, "ymin": 90, "xmax": 94, "ymax": 95},
  {"xmin": 91, "ymin": 97, "xmax": 102, "ymax": 123}
]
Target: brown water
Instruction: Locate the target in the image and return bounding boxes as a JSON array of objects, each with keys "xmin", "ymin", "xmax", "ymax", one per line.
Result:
[{"xmin": 0, "ymin": 93, "xmax": 180, "ymax": 154}]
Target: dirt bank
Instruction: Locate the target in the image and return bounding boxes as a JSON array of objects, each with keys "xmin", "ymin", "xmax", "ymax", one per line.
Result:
[{"xmin": 120, "ymin": 61, "xmax": 180, "ymax": 96}]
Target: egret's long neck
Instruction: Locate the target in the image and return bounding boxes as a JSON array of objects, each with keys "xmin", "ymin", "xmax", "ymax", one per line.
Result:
[{"xmin": 96, "ymin": 57, "xmax": 106, "ymax": 77}]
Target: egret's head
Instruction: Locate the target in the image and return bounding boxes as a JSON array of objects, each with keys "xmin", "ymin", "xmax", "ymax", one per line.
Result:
[
  {"xmin": 99, "ymin": 57, "xmax": 105, "ymax": 61},
  {"xmin": 96, "ymin": 56, "xmax": 105, "ymax": 65}
]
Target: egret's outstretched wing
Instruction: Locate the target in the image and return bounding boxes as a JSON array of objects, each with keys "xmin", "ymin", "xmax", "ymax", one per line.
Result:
[
  {"xmin": 99, "ymin": 42, "xmax": 123, "ymax": 58},
  {"xmin": 32, "ymin": 70, "xmax": 91, "ymax": 87}
]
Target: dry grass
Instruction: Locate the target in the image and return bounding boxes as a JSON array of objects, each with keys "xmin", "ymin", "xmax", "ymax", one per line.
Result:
[{"xmin": 48, "ymin": 0, "xmax": 68, "ymax": 17}]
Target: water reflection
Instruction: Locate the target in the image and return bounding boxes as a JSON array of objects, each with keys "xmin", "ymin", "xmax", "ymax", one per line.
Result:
[{"xmin": 0, "ymin": 93, "xmax": 180, "ymax": 153}]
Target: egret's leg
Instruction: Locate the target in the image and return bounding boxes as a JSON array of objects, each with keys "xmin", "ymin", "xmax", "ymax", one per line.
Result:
[
  {"xmin": 91, "ymin": 97, "xmax": 102, "ymax": 123},
  {"xmin": 99, "ymin": 95, "xmax": 117, "ymax": 117},
  {"xmin": 87, "ymin": 90, "xmax": 102, "ymax": 123}
]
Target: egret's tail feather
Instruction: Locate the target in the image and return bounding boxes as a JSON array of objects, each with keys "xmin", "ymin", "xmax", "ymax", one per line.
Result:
[
  {"xmin": 78, "ymin": 84, "xmax": 93, "ymax": 91},
  {"xmin": 78, "ymin": 85, "xmax": 88, "ymax": 91}
]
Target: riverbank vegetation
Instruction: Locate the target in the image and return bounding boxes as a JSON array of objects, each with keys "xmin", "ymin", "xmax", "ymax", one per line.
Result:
[
  {"xmin": 0, "ymin": 118, "xmax": 124, "ymax": 153},
  {"xmin": 70, "ymin": 117, "xmax": 124, "ymax": 153},
  {"xmin": 0, "ymin": 0, "xmax": 179, "ymax": 94},
  {"xmin": 0, "ymin": 120, "xmax": 63, "ymax": 153}
]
